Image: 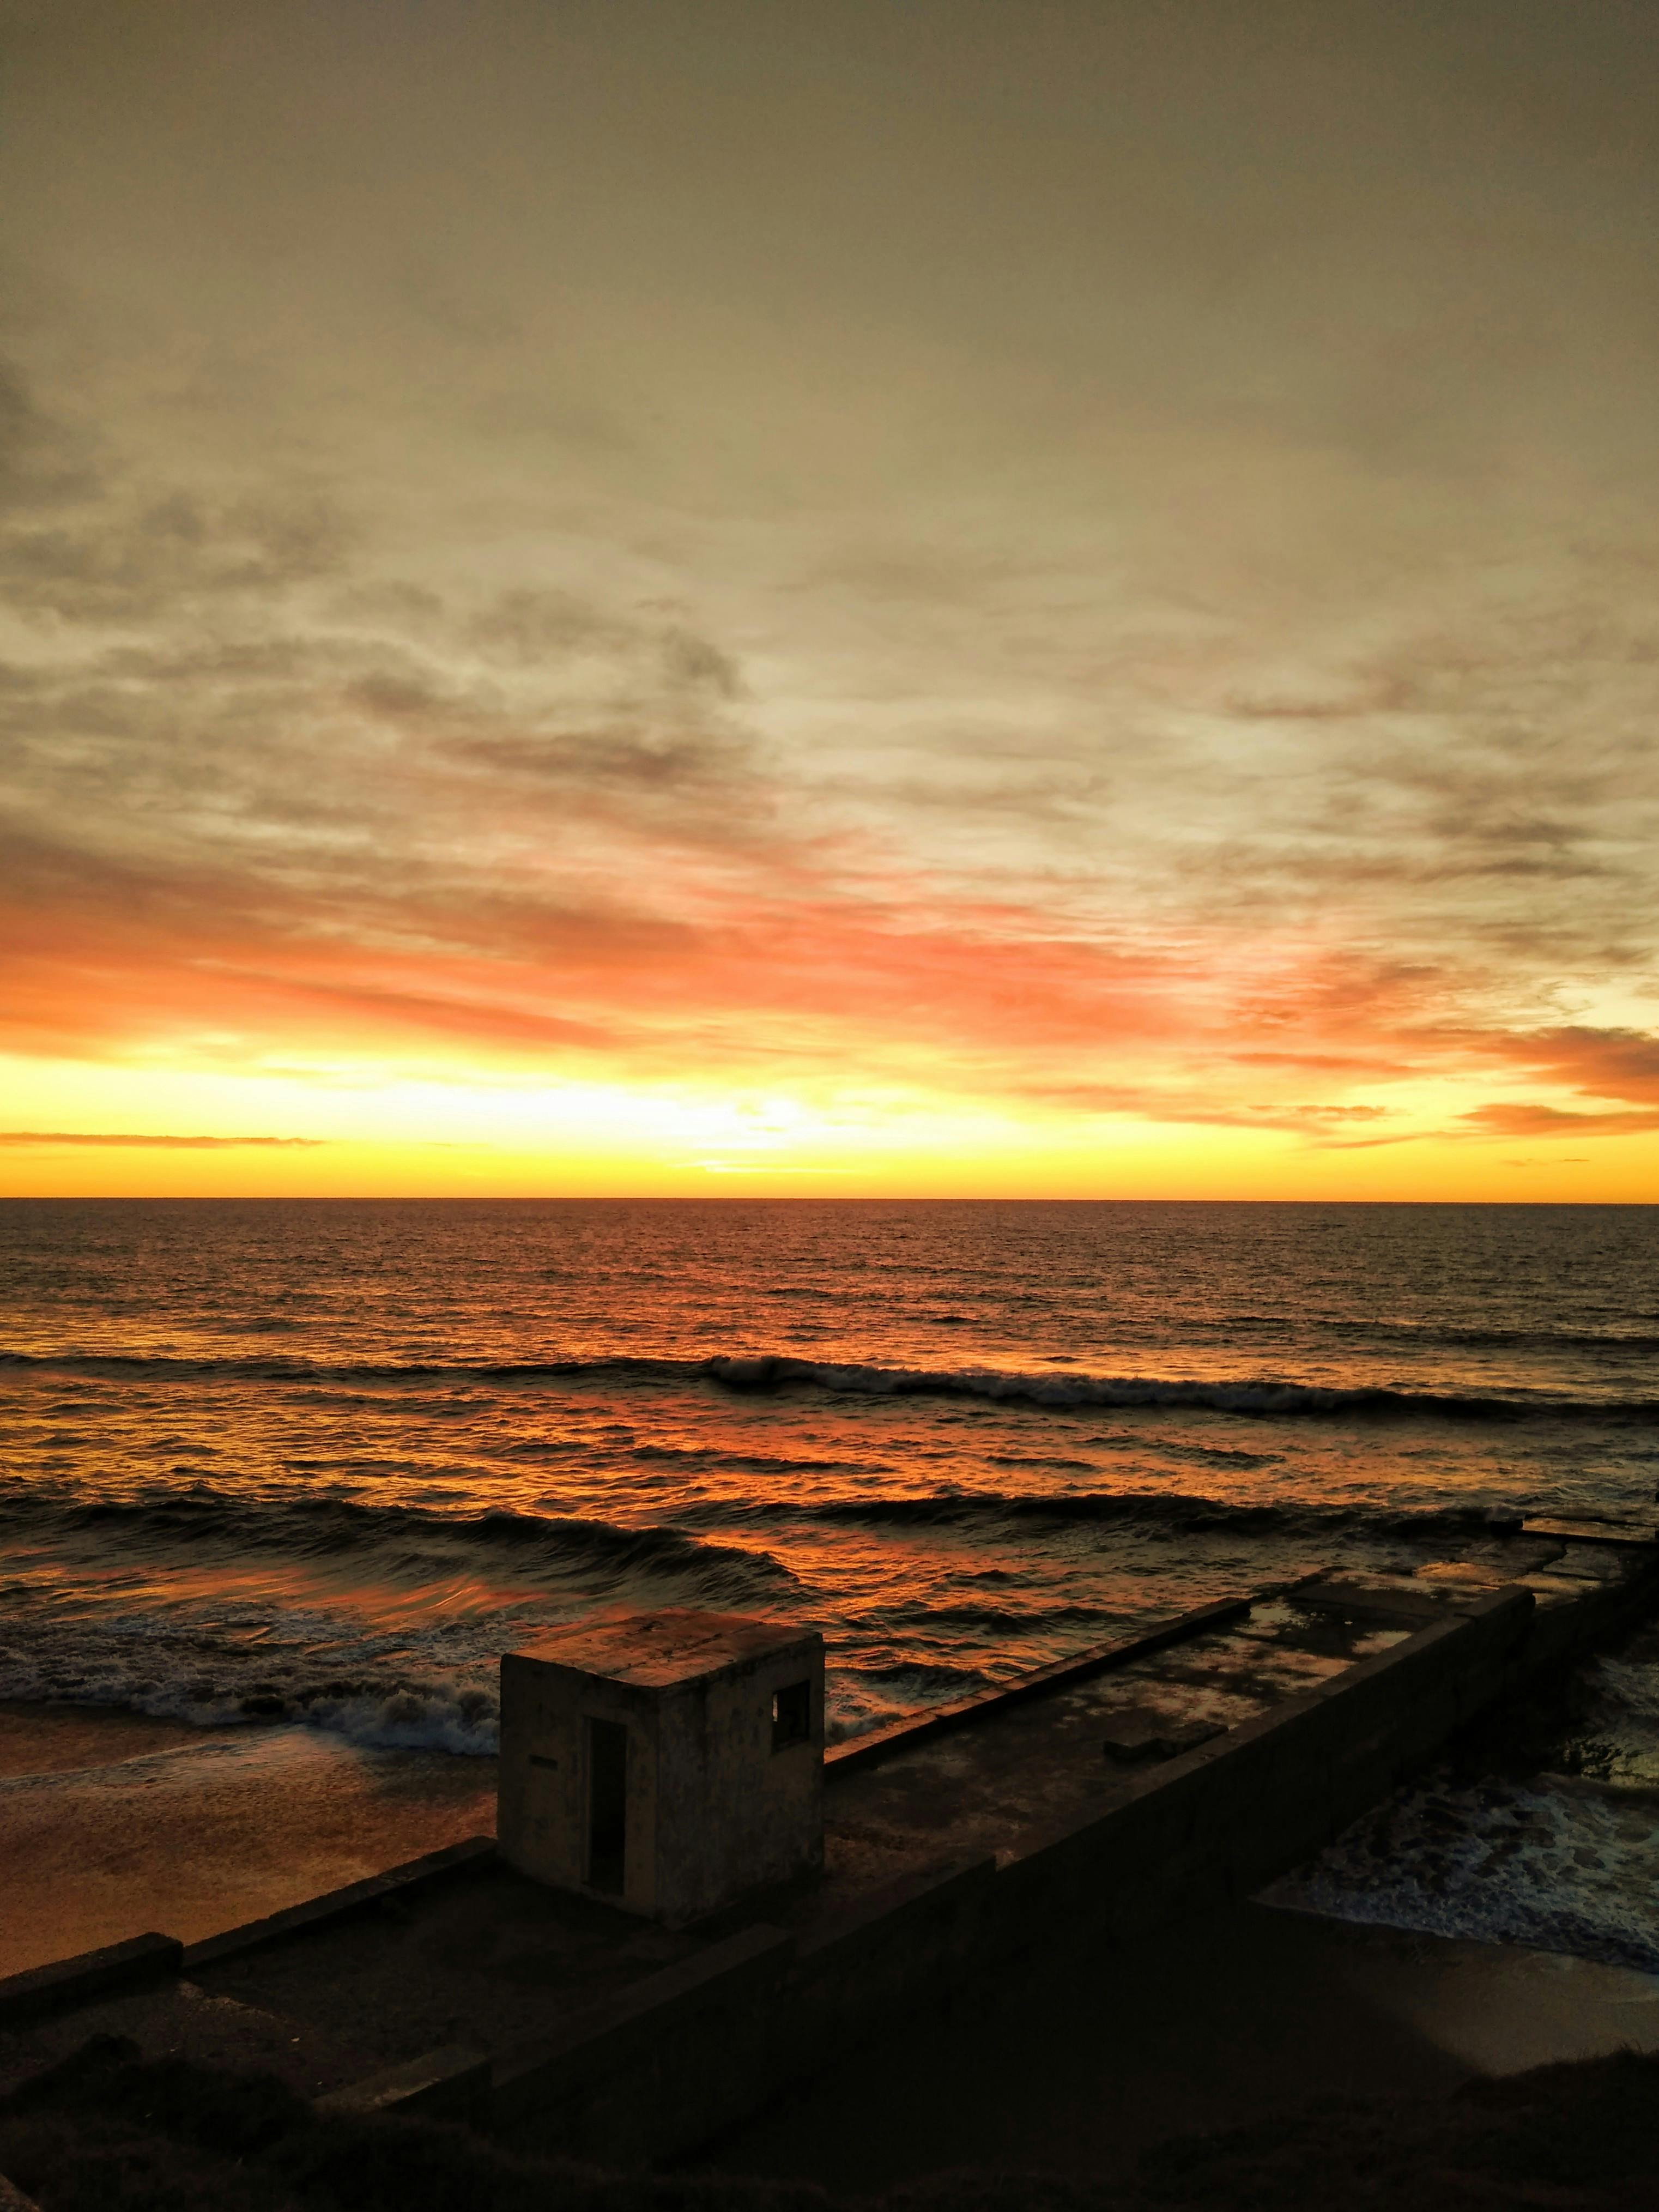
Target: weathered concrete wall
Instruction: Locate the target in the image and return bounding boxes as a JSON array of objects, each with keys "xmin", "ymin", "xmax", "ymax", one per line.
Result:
[
  {"xmin": 492, "ymin": 1923, "xmax": 796, "ymax": 2156},
  {"xmin": 991, "ymin": 1587, "xmax": 1533, "ymax": 1954},
  {"xmin": 498, "ymin": 1615, "xmax": 824, "ymax": 1924},
  {"xmin": 656, "ymin": 1640, "xmax": 825, "ymax": 1924},
  {"xmin": 489, "ymin": 1859, "xmax": 1007, "ymax": 2161},
  {"xmin": 0, "ymin": 1931, "xmax": 181, "ymax": 2029},
  {"xmin": 788, "ymin": 1856, "xmax": 998, "ymax": 2059},
  {"xmin": 499, "ymin": 1653, "xmax": 665, "ymax": 1907}
]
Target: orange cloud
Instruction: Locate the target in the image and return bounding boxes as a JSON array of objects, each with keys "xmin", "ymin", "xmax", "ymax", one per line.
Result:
[
  {"xmin": 1475, "ymin": 1028, "xmax": 1659, "ymax": 1108},
  {"xmin": 1460, "ymin": 1103, "xmax": 1659, "ymax": 1139}
]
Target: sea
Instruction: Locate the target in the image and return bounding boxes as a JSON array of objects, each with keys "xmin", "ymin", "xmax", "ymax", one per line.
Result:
[{"xmin": 3, "ymin": 1198, "xmax": 1657, "ymax": 1967}]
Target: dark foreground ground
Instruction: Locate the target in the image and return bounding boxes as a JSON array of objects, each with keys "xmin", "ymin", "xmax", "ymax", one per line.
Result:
[{"xmin": 4, "ymin": 2032, "xmax": 1658, "ymax": 2212}]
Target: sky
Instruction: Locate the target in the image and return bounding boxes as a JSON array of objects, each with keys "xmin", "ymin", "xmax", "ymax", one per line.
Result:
[{"xmin": 3, "ymin": 0, "xmax": 1657, "ymax": 1199}]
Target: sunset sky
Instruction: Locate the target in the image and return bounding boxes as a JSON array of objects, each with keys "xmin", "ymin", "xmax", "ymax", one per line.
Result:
[{"xmin": 3, "ymin": 0, "xmax": 1657, "ymax": 1199}]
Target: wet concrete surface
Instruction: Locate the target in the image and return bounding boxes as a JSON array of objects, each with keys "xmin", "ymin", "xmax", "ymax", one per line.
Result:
[{"xmin": 808, "ymin": 1598, "xmax": 1410, "ymax": 1902}]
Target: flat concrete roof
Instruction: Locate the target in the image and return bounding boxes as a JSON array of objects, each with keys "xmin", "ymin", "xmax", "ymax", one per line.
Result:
[{"xmin": 510, "ymin": 1609, "xmax": 816, "ymax": 1689}]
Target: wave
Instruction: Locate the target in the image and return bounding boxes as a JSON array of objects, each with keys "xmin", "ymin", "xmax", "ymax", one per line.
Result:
[
  {"xmin": 4, "ymin": 1346, "xmax": 1656, "ymax": 1422},
  {"xmin": 1167, "ymin": 1313, "xmax": 1659, "ymax": 1353},
  {"xmin": 0, "ymin": 1486, "xmax": 795, "ymax": 1604},
  {"xmin": 0, "ymin": 1475, "xmax": 1537, "ymax": 1562},
  {"xmin": 698, "ymin": 1355, "xmax": 1659, "ymax": 1422},
  {"xmin": 0, "ymin": 1490, "xmax": 797, "ymax": 1755},
  {"xmin": 1313, "ymin": 1320, "xmax": 1659, "ymax": 1353},
  {"xmin": 0, "ymin": 1602, "xmax": 511, "ymax": 1757},
  {"xmin": 700, "ymin": 1490, "xmax": 1529, "ymax": 1540}
]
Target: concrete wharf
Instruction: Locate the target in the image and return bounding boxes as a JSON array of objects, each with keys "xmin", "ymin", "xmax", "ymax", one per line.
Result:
[{"xmin": 3, "ymin": 1519, "xmax": 1655, "ymax": 2166}]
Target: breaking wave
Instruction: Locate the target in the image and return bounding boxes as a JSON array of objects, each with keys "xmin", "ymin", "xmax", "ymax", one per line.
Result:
[
  {"xmin": 0, "ymin": 1599, "xmax": 510, "ymax": 1756},
  {"xmin": 0, "ymin": 1491, "xmax": 801, "ymax": 1754}
]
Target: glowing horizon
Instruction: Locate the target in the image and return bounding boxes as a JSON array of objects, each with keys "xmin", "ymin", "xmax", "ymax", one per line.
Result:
[{"xmin": 3, "ymin": 3, "xmax": 1657, "ymax": 1204}]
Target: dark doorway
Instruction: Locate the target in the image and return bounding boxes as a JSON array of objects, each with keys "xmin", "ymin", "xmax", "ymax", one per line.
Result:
[
  {"xmin": 586, "ymin": 1717, "xmax": 627, "ymax": 1893},
  {"xmin": 772, "ymin": 1679, "xmax": 812, "ymax": 1750}
]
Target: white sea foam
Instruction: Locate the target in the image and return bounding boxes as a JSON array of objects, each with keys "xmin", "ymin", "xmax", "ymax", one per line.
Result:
[
  {"xmin": 0, "ymin": 1591, "xmax": 921, "ymax": 1754},
  {"xmin": 0, "ymin": 1595, "xmax": 512, "ymax": 1754},
  {"xmin": 1264, "ymin": 1769, "xmax": 1659, "ymax": 1974}
]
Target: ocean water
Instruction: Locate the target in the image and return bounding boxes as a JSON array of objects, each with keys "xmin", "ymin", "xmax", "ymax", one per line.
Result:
[{"xmin": 3, "ymin": 1197, "xmax": 1655, "ymax": 1751}]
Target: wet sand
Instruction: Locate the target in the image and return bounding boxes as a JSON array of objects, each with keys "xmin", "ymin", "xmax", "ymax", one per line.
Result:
[
  {"xmin": 0, "ymin": 1701, "xmax": 495, "ymax": 1979},
  {"xmin": 0, "ymin": 1701, "xmax": 212, "ymax": 1779}
]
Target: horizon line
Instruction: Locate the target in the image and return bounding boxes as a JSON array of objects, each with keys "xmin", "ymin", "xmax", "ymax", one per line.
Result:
[{"xmin": 1, "ymin": 1193, "xmax": 1652, "ymax": 1207}]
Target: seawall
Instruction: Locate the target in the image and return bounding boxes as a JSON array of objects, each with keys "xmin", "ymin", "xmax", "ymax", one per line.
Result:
[{"xmin": 3, "ymin": 1526, "xmax": 1655, "ymax": 2166}]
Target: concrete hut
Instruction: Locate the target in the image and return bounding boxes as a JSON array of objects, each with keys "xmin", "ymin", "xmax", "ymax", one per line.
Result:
[{"xmin": 498, "ymin": 1609, "xmax": 825, "ymax": 1925}]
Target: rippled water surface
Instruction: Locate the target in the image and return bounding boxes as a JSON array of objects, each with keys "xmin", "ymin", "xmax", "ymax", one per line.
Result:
[{"xmin": 3, "ymin": 1199, "xmax": 1656, "ymax": 1752}]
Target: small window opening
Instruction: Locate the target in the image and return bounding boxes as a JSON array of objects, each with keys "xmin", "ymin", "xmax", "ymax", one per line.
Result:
[
  {"xmin": 772, "ymin": 1679, "xmax": 812, "ymax": 1751},
  {"xmin": 586, "ymin": 1718, "xmax": 627, "ymax": 1893}
]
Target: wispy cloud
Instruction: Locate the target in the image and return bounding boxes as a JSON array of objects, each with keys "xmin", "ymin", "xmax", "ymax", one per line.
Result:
[
  {"xmin": 1459, "ymin": 1104, "xmax": 1659, "ymax": 1139},
  {"xmin": 0, "ymin": 1132, "xmax": 325, "ymax": 1149}
]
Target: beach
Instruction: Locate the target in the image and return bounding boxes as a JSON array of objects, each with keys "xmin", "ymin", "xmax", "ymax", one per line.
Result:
[{"xmin": 0, "ymin": 1703, "xmax": 491, "ymax": 1981}]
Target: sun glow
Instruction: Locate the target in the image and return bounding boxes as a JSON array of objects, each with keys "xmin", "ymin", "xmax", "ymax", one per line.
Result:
[{"xmin": 2, "ymin": 1043, "xmax": 1653, "ymax": 1202}]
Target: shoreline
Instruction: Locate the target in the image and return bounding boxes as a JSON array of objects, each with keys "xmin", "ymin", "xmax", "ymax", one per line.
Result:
[
  {"xmin": 0, "ymin": 1701, "xmax": 212, "ymax": 1781},
  {"xmin": 0, "ymin": 1699, "xmax": 495, "ymax": 1981}
]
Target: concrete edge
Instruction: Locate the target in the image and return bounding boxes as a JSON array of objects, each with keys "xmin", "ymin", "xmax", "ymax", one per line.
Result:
[
  {"xmin": 1142, "ymin": 1583, "xmax": 1534, "ymax": 1782},
  {"xmin": 505, "ymin": 1624, "xmax": 825, "ymax": 1700},
  {"xmin": 1292, "ymin": 1578, "xmax": 1455, "ymax": 1624},
  {"xmin": 825, "ymin": 1592, "xmax": 1258, "ymax": 1775},
  {"xmin": 0, "ymin": 2172, "xmax": 41, "ymax": 2212},
  {"xmin": 181, "ymin": 1834, "xmax": 497, "ymax": 1969},
  {"xmin": 489, "ymin": 1920, "xmax": 795, "ymax": 2126},
  {"xmin": 317, "ymin": 2042, "xmax": 492, "ymax": 2124},
  {"xmin": 0, "ymin": 1932, "xmax": 183, "ymax": 2028},
  {"xmin": 1522, "ymin": 1519, "xmax": 1659, "ymax": 1550},
  {"xmin": 996, "ymin": 1587, "xmax": 1535, "ymax": 1895},
  {"xmin": 794, "ymin": 1854, "xmax": 998, "ymax": 1966}
]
